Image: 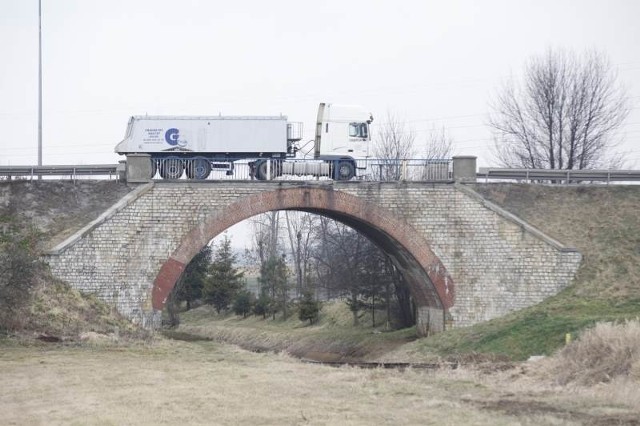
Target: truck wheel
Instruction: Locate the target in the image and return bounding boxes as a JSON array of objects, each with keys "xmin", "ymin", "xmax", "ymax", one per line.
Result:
[
  {"xmin": 160, "ymin": 157, "xmax": 184, "ymax": 179},
  {"xmin": 186, "ymin": 158, "xmax": 211, "ymax": 180},
  {"xmin": 256, "ymin": 160, "xmax": 273, "ymax": 180},
  {"xmin": 335, "ymin": 160, "xmax": 355, "ymax": 180}
]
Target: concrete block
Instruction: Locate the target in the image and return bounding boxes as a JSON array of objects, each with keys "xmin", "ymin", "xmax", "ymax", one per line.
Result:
[
  {"xmin": 453, "ymin": 156, "xmax": 477, "ymax": 182},
  {"xmin": 126, "ymin": 154, "xmax": 153, "ymax": 183}
]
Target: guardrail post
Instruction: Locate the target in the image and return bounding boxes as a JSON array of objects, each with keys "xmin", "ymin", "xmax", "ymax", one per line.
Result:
[
  {"xmin": 116, "ymin": 161, "xmax": 126, "ymax": 182},
  {"xmin": 452, "ymin": 156, "xmax": 477, "ymax": 183}
]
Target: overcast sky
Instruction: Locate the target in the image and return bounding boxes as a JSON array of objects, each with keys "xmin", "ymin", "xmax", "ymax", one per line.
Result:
[{"xmin": 1, "ymin": 0, "xmax": 639, "ymax": 168}]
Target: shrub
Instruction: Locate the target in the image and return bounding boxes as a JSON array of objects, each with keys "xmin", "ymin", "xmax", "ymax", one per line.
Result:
[
  {"xmin": 549, "ymin": 320, "xmax": 640, "ymax": 385},
  {"xmin": 253, "ymin": 293, "xmax": 271, "ymax": 319},
  {"xmin": 298, "ymin": 291, "xmax": 321, "ymax": 325},
  {"xmin": 0, "ymin": 227, "xmax": 44, "ymax": 332},
  {"xmin": 232, "ymin": 290, "xmax": 254, "ymax": 318}
]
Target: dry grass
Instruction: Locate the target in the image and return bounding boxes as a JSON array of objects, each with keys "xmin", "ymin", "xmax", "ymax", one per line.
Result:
[
  {"xmin": 2, "ymin": 338, "xmax": 639, "ymax": 425},
  {"xmin": 543, "ymin": 319, "xmax": 640, "ymax": 385},
  {"xmin": 29, "ymin": 280, "xmax": 146, "ymax": 337},
  {"xmin": 0, "ymin": 180, "xmax": 133, "ymax": 250},
  {"xmin": 173, "ymin": 302, "xmax": 417, "ymax": 362},
  {"xmin": 2, "ymin": 276, "xmax": 149, "ymax": 342},
  {"xmin": 473, "ymin": 184, "xmax": 640, "ymax": 299}
]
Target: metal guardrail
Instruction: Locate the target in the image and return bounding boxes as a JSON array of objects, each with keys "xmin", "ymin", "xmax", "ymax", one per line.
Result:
[
  {"xmin": 0, "ymin": 159, "xmax": 451, "ymax": 182},
  {"xmin": 0, "ymin": 164, "xmax": 121, "ymax": 180},
  {"xmin": 3, "ymin": 162, "xmax": 640, "ymax": 184},
  {"xmin": 149, "ymin": 158, "xmax": 452, "ymax": 182},
  {"xmin": 361, "ymin": 159, "xmax": 452, "ymax": 182},
  {"xmin": 478, "ymin": 167, "xmax": 640, "ymax": 183}
]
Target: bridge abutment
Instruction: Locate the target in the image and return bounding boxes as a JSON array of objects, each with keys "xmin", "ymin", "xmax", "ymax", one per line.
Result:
[{"xmin": 416, "ymin": 306, "xmax": 445, "ymax": 336}]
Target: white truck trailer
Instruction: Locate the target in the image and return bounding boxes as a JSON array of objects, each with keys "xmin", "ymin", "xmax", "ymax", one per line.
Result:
[{"xmin": 115, "ymin": 103, "xmax": 373, "ymax": 180}]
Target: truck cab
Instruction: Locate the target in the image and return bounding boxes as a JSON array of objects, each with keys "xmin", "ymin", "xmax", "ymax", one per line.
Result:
[{"xmin": 314, "ymin": 103, "xmax": 373, "ymax": 160}]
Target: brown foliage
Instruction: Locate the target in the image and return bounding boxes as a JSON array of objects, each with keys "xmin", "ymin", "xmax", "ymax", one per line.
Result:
[{"xmin": 548, "ymin": 320, "xmax": 640, "ymax": 385}]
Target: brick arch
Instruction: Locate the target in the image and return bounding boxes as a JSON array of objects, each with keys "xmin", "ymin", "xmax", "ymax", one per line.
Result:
[{"xmin": 152, "ymin": 186, "xmax": 454, "ymax": 315}]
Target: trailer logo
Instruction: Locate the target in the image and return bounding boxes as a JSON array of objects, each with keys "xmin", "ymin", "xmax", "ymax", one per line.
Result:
[{"xmin": 165, "ymin": 128, "xmax": 180, "ymax": 146}]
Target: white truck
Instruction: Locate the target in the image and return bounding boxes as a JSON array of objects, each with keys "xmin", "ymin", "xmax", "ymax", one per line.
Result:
[{"xmin": 115, "ymin": 103, "xmax": 373, "ymax": 181}]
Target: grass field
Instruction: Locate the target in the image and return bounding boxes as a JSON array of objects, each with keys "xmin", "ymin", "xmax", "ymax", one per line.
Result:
[
  {"xmin": 2, "ymin": 336, "xmax": 639, "ymax": 426},
  {"xmin": 171, "ymin": 300, "xmax": 418, "ymax": 362}
]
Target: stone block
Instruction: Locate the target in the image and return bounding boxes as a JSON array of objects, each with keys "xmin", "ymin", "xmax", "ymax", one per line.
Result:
[
  {"xmin": 126, "ymin": 154, "xmax": 153, "ymax": 183},
  {"xmin": 452, "ymin": 156, "xmax": 477, "ymax": 182}
]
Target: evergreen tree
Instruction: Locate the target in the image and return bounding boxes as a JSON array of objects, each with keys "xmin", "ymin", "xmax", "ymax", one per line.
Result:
[
  {"xmin": 259, "ymin": 254, "xmax": 290, "ymax": 320},
  {"xmin": 203, "ymin": 236, "xmax": 244, "ymax": 314},
  {"xmin": 232, "ymin": 289, "xmax": 254, "ymax": 318},
  {"xmin": 166, "ymin": 244, "xmax": 212, "ymax": 327},
  {"xmin": 177, "ymin": 244, "xmax": 211, "ymax": 310},
  {"xmin": 253, "ymin": 293, "xmax": 271, "ymax": 319},
  {"xmin": 298, "ymin": 290, "xmax": 321, "ymax": 325}
]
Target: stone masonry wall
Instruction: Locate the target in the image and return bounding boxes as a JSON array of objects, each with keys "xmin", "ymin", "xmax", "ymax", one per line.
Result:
[
  {"xmin": 335, "ymin": 182, "xmax": 582, "ymax": 327},
  {"xmin": 45, "ymin": 181, "xmax": 581, "ymax": 329}
]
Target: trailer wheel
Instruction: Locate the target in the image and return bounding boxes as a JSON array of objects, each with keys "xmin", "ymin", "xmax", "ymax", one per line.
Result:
[
  {"xmin": 256, "ymin": 160, "xmax": 273, "ymax": 180},
  {"xmin": 335, "ymin": 160, "xmax": 355, "ymax": 180},
  {"xmin": 160, "ymin": 157, "xmax": 184, "ymax": 179},
  {"xmin": 186, "ymin": 158, "xmax": 211, "ymax": 180}
]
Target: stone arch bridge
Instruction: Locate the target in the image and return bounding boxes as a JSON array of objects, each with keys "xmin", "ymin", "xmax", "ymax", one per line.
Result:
[{"xmin": 45, "ymin": 181, "xmax": 581, "ymax": 335}]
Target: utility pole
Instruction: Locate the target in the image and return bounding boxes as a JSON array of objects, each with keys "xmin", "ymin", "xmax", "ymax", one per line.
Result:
[
  {"xmin": 38, "ymin": 0, "xmax": 43, "ymax": 171},
  {"xmin": 296, "ymin": 230, "xmax": 302, "ymax": 296}
]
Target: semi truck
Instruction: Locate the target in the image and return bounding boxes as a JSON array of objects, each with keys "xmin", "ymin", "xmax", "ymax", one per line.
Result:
[{"xmin": 115, "ymin": 103, "xmax": 373, "ymax": 181}]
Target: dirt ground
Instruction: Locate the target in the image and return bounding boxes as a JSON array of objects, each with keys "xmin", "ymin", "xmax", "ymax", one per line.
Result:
[{"xmin": 1, "ymin": 338, "xmax": 638, "ymax": 426}]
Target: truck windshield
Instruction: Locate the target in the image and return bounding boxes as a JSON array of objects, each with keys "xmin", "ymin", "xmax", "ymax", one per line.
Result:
[{"xmin": 349, "ymin": 123, "xmax": 368, "ymax": 139}]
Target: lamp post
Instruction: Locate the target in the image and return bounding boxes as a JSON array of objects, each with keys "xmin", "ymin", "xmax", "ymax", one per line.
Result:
[{"xmin": 38, "ymin": 0, "xmax": 42, "ymax": 171}]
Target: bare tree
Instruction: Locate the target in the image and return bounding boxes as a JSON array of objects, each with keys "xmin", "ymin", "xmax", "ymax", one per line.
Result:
[
  {"xmin": 489, "ymin": 48, "xmax": 629, "ymax": 170},
  {"xmin": 250, "ymin": 211, "xmax": 282, "ymax": 266},
  {"xmin": 423, "ymin": 125, "xmax": 454, "ymax": 160},
  {"xmin": 309, "ymin": 218, "xmax": 415, "ymax": 328},
  {"xmin": 373, "ymin": 112, "xmax": 416, "ymax": 180},
  {"xmin": 419, "ymin": 125, "xmax": 454, "ymax": 180},
  {"xmin": 283, "ymin": 211, "xmax": 317, "ymax": 297}
]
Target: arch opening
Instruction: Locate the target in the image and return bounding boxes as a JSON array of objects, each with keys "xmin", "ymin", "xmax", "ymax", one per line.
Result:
[{"xmin": 152, "ymin": 187, "xmax": 454, "ymax": 332}]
